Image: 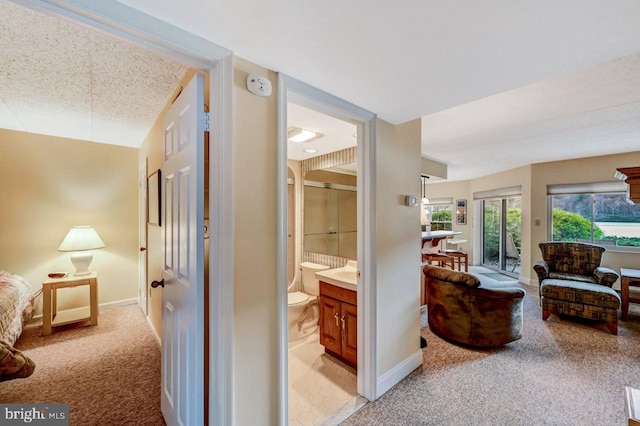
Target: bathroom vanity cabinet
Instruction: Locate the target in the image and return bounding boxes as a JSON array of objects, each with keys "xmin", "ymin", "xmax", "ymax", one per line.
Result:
[{"xmin": 319, "ymin": 281, "xmax": 357, "ymax": 368}]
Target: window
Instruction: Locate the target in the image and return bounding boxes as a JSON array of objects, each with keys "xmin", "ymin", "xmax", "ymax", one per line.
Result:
[
  {"xmin": 426, "ymin": 200, "xmax": 453, "ymax": 231},
  {"xmin": 549, "ymin": 188, "xmax": 640, "ymax": 248},
  {"xmin": 421, "ymin": 175, "xmax": 453, "ymax": 231}
]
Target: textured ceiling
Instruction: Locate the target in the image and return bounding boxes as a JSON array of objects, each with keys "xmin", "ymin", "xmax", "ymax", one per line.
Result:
[{"xmin": 0, "ymin": 1, "xmax": 188, "ymax": 147}]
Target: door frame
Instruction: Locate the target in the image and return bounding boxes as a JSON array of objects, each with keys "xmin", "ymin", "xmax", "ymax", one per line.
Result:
[
  {"xmin": 10, "ymin": 1, "xmax": 235, "ymax": 425},
  {"xmin": 277, "ymin": 74, "xmax": 377, "ymax": 424},
  {"xmin": 139, "ymin": 159, "xmax": 148, "ymax": 315}
]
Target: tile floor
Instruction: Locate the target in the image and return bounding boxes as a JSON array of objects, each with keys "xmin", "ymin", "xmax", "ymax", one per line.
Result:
[{"xmin": 288, "ymin": 331, "xmax": 358, "ymax": 425}]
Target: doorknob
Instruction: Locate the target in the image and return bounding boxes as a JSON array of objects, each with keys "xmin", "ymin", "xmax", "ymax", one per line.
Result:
[
  {"xmin": 140, "ymin": 247, "xmax": 146, "ymax": 252},
  {"xmin": 151, "ymin": 279, "xmax": 164, "ymax": 288}
]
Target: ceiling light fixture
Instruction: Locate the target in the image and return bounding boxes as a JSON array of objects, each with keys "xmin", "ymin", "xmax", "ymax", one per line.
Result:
[
  {"xmin": 287, "ymin": 127, "xmax": 323, "ymax": 143},
  {"xmin": 303, "ymin": 148, "xmax": 318, "ymax": 153}
]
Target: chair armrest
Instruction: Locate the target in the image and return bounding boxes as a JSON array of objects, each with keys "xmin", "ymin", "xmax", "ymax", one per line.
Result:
[
  {"xmin": 594, "ymin": 267, "xmax": 619, "ymax": 287},
  {"xmin": 475, "ymin": 287, "xmax": 526, "ymax": 300},
  {"xmin": 533, "ymin": 261, "xmax": 549, "ymax": 284}
]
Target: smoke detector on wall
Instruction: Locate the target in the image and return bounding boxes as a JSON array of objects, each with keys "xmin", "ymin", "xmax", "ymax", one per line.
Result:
[{"xmin": 246, "ymin": 74, "xmax": 272, "ymax": 96}]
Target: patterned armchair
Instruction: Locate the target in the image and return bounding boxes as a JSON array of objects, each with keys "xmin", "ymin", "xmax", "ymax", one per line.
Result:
[
  {"xmin": 533, "ymin": 242, "xmax": 620, "ymax": 334},
  {"xmin": 533, "ymin": 242, "xmax": 619, "ymax": 290}
]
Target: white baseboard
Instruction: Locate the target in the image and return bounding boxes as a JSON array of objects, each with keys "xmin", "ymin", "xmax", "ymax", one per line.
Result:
[
  {"xmin": 31, "ymin": 297, "xmax": 138, "ymax": 319},
  {"xmin": 100, "ymin": 298, "xmax": 137, "ymax": 310},
  {"xmin": 146, "ymin": 315, "xmax": 162, "ymax": 348},
  {"xmin": 376, "ymin": 349, "xmax": 423, "ymax": 398}
]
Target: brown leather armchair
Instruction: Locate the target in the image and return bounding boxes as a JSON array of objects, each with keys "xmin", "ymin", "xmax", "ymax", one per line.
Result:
[{"xmin": 423, "ymin": 265, "xmax": 525, "ymax": 347}]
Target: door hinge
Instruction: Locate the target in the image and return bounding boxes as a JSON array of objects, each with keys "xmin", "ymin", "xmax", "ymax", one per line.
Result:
[{"xmin": 201, "ymin": 111, "xmax": 210, "ymax": 132}]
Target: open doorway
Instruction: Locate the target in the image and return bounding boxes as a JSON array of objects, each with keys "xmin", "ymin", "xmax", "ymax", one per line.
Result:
[
  {"xmin": 277, "ymin": 74, "xmax": 377, "ymax": 425},
  {"xmin": 286, "ymin": 101, "xmax": 359, "ymax": 424}
]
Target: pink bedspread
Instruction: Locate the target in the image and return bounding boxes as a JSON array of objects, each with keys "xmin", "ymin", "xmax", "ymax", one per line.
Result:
[{"xmin": 0, "ymin": 271, "xmax": 34, "ymax": 346}]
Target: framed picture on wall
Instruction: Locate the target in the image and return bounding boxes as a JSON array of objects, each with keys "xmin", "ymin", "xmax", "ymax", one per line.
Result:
[
  {"xmin": 456, "ymin": 199, "xmax": 467, "ymax": 225},
  {"xmin": 148, "ymin": 169, "xmax": 161, "ymax": 226}
]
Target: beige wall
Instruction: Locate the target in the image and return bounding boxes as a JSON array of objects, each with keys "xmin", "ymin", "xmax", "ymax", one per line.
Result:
[
  {"xmin": 375, "ymin": 118, "xmax": 422, "ymax": 376},
  {"xmin": 0, "ymin": 129, "xmax": 138, "ymax": 311},
  {"xmin": 138, "ymin": 103, "xmax": 163, "ymax": 337},
  {"xmin": 233, "ymin": 57, "xmax": 278, "ymax": 425}
]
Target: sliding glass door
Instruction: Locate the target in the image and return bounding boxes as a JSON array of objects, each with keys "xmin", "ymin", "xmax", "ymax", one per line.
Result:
[{"xmin": 481, "ymin": 197, "xmax": 522, "ymax": 274}]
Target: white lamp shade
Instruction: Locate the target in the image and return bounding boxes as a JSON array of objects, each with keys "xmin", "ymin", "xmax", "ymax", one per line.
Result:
[
  {"xmin": 58, "ymin": 226, "xmax": 105, "ymax": 276},
  {"xmin": 58, "ymin": 226, "xmax": 105, "ymax": 252}
]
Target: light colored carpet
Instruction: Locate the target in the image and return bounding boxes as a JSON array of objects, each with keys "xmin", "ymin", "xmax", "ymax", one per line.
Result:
[
  {"xmin": 0, "ymin": 304, "xmax": 164, "ymax": 425},
  {"xmin": 343, "ymin": 284, "xmax": 640, "ymax": 426}
]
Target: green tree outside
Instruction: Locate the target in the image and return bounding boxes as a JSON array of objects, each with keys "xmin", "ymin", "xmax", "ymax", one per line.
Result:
[{"xmin": 552, "ymin": 209, "xmax": 603, "ymax": 241}]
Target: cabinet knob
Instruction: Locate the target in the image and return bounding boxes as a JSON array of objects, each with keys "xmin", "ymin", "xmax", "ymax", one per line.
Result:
[
  {"xmin": 341, "ymin": 316, "xmax": 345, "ymax": 328},
  {"xmin": 334, "ymin": 312, "xmax": 339, "ymax": 326}
]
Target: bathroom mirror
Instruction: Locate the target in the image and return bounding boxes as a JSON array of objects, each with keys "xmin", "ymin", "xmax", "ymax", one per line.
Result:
[{"xmin": 303, "ymin": 163, "xmax": 357, "ymax": 259}]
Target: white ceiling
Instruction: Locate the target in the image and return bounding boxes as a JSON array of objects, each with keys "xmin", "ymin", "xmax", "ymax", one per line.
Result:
[
  {"xmin": 4, "ymin": 1, "xmax": 640, "ymax": 180},
  {"xmin": 287, "ymin": 102, "xmax": 357, "ymax": 161},
  {"xmin": 423, "ymin": 53, "xmax": 640, "ymax": 181},
  {"xmin": 0, "ymin": 1, "xmax": 187, "ymax": 147}
]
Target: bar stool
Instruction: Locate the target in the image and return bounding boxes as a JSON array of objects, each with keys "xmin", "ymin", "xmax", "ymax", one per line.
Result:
[
  {"xmin": 422, "ymin": 252, "xmax": 454, "ymax": 269},
  {"xmin": 440, "ymin": 249, "xmax": 468, "ymax": 272}
]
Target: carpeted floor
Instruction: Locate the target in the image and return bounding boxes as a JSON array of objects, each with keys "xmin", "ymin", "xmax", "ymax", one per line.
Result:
[
  {"xmin": 343, "ymin": 283, "xmax": 640, "ymax": 426},
  {"xmin": 0, "ymin": 304, "xmax": 164, "ymax": 426}
]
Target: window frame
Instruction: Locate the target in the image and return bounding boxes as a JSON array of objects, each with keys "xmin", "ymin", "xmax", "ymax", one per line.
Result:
[
  {"xmin": 547, "ymin": 189, "xmax": 640, "ymax": 253},
  {"xmin": 425, "ymin": 198, "xmax": 453, "ymax": 231}
]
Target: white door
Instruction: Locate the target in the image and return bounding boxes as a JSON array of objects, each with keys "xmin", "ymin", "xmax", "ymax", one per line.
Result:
[
  {"xmin": 139, "ymin": 160, "xmax": 148, "ymax": 315},
  {"xmin": 161, "ymin": 74, "xmax": 206, "ymax": 426}
]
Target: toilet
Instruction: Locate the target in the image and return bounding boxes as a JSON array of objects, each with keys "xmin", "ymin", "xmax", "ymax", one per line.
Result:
[{"xmin": 288, "ymin": 262, "xmax": 329, "ymax": 345}]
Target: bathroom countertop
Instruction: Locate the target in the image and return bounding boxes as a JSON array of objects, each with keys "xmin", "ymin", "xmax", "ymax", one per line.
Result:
[{"xmin": 315, "ymin": 263, "xmax": 357, "ymax": 292}]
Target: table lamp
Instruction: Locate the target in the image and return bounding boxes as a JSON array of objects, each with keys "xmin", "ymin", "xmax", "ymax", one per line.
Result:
[{"xmin": 58, "ymin": 226, "xmax": 105, "ymax": 276}]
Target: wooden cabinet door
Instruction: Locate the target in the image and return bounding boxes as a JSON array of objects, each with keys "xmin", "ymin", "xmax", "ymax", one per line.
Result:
[
  {"xmin": 341, "ymin": 302, "xmax": 358, "ymax": 367},
  {"xmin": 319, "ymin": 295, "xmax": 341, "ymax": 355}
]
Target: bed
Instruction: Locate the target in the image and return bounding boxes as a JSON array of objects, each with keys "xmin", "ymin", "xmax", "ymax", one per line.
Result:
[{"xmin": 0, "ymin": 271, "xmax": 36, "ymax": 381}]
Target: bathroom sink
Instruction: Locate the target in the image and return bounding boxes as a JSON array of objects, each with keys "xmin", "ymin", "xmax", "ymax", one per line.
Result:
[{"xmin": 315, "ymin": 261, "xmax": 358, "ymax": 291}]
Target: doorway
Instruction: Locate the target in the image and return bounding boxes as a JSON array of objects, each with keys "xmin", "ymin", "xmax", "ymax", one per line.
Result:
[
  {"xmin": 481, "ymin": 196, "xmax": 522, "ymax": 275},
  {"xmin": 287, "ymin": 101, "xmax": 359, "ymax": 424},
  {"xmin": 277, "ymin": 74, "xmax": 377, "ymax": 425}
]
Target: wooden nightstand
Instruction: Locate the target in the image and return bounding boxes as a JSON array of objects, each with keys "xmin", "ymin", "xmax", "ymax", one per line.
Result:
[
  {"xmin": 42, "ymin": 271, "xmax": 98, "ymax": 335},
  {"xmin": 621, "ymin": 268, "xmax": 640, "ymax": 321}
]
